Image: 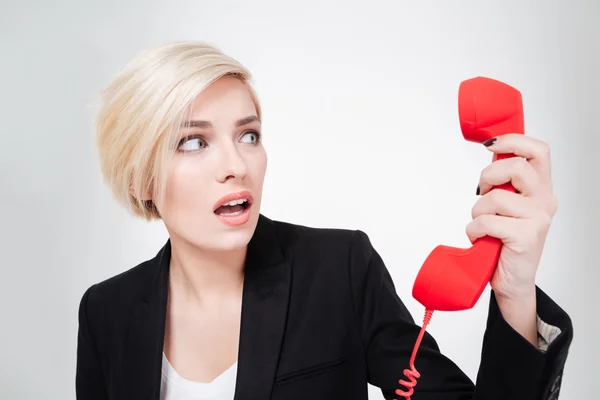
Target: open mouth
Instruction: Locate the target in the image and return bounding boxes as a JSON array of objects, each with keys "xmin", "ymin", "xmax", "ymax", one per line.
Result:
[{"xmin": 214, "ymin": 198, "xmax": 252, "ymax": 216}]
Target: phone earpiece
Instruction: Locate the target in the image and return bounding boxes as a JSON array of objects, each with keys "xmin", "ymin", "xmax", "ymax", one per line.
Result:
[{"xmin": 458, "ymin": 76, "xmax": 524, "ymax": 144}]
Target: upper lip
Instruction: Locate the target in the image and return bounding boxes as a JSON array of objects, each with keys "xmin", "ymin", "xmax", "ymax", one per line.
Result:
[{"xmin": 213, "ymin": 190, "xmax": 254, "ymax": 211}]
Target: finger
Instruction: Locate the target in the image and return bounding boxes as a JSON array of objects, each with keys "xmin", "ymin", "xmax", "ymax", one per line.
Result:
[
  {"xmin": 466, "ymin": 213, "xmax": 551, "ymax": 255},
  {"xmin": 465, "ymin": 213, "xmax": 521, "ymax": 244},
  {"xmin": 471, "ymin": 189, "xmax": 536, "ymax": 220},
  {"xmin": 478, "ymin": 157, "xmax": 541, "ymax": 197},
  {"xmin": 483, "ymin": 134, "xmax": 552, "ymax": 185}
]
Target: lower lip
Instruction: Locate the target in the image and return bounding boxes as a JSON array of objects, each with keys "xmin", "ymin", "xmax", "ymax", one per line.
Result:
[{"xmin": 215, "ymin": 204, "xmax": 252, "ymax": 226}]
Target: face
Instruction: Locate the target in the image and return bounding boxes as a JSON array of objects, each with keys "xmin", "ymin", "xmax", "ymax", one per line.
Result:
[{"xmin": 156, "ymin": 76, "xmax": 267, "ymax": 253}]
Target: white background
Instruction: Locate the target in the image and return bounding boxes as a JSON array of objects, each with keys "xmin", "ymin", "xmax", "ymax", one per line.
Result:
[{"xmin": 1, "ymin": 1, "xmax": 597, "ymax": 398}]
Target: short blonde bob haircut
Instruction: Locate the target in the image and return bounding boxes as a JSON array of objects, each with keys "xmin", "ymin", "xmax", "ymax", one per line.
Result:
[{"xmin": 95, "ymin": 41, "xmax": 261, "ymax": 221}]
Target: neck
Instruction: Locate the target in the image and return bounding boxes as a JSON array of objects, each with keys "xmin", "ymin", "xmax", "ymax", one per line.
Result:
[{"xmin": 168, "ymin": 236, "xmax": 246, "ymax": 305}]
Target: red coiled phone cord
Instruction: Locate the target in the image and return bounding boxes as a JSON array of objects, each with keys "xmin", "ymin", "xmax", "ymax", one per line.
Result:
[{"xmin": 395, "ymin": 309, "xmax": 434, "ymax": 400}]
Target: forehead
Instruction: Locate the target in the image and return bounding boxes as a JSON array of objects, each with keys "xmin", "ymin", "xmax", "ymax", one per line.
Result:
[{"xmin": 187, "ymin": 76, "xmax": 258, "ymax": 121}]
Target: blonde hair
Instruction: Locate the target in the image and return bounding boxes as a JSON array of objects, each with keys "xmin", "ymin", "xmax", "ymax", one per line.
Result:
[{"xmin": 95, "ymin": 41, "xmax": 261, "ymax": 220}]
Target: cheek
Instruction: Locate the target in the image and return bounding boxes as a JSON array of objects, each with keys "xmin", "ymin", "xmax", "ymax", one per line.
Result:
[
  {"xmin": 163, "ymin": 160, "xmax": 210, "ymax": 215},
  {"xmin": 250, "ymin": 149, "xmax": 268, "ymax": 182}
]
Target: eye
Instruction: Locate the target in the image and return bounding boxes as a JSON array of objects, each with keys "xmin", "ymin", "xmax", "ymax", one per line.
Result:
[
  {"xmin": 178, "ymin": 136, "xmax": 207, "ymax": 152},
  {"xmin": 240, "ymin": 130, "xmax": 261, "ymax": 144}
]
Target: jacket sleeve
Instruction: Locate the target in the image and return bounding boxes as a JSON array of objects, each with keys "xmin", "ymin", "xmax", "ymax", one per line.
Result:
[
  {"xmin": 76, "ymin": 285, "xmax": 109, "ymax": 400},
  {"xmin": 348, "ymin": 230, "xmax": 573, "ymax": 400}
]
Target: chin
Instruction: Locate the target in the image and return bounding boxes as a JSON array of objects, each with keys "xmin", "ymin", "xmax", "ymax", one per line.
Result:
[
  {"xmin": 203, "ymin": 210, "xmax": 261, "ymax": 252},
  {"xmin": 211, "ymin": 228, "xmax": 255, "ymax": 252}
]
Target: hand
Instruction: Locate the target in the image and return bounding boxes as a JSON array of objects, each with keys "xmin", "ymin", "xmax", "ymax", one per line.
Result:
[{"xmin": 467, "ymin": 134, "xmax": 558, "ymax": 302}]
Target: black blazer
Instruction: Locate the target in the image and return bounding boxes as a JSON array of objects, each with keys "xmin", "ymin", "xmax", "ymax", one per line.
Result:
[{"xmin": 76, "ymin": 214, "xmax": 573, "ymax": 399}]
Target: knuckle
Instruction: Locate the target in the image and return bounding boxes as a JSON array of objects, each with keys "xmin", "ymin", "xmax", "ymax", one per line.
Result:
[
  {"xmin": 514, "ymin": 157, "xmax": 529, "ymax": 173},
  {"xmin": 465, "ymin": 220, "xmax": 473, "ymax": 235},
  {"xmin": 511, "ymin": 158, "xmax": 530, "ymax": 186},
  {"xmin": 539, "ymin": 141, "xmax": 551, "ymax": 158},
  {"xmin": 478, "ymin": 213, "xmax": 492, "ymax": 229},
  {"xmin": 467, "ymin": 215, "xmax": 479, "ymax": 232},
  {"xmin": 472, "ymin": 191, "xmax": 493, "ymax": 218},
  {"xmin": 465, "ymin": 219, "xmax": 478, "ymax": 240},
  {"xmin": 484, "ymin": 189, "xmax": 505, "ymax": 212},
  {"xmin": 479, "ymin": 165, "xmax": 489, "ymax": 182},
  {"xmin": 470, "ymin": 201, "xmax": 478, "ymax": 219},
  {"xmin": 487, "ymin": 188, "xmax": 503, "ymax": 204}
]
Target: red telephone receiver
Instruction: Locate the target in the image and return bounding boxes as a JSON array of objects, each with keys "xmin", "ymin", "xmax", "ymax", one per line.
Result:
[
  {"xmin": 412, "ymin": 76, "xmax": 524, "ymax": 311},
  {"xmin": 396, "ymin": 77, "xmax": 525, "ymax": 399}
]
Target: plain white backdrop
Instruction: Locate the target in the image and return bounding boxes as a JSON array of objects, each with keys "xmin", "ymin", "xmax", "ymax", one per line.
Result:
[{"xmin": 1, "ymin": 1, "xmax": 597, "ymax": 398}]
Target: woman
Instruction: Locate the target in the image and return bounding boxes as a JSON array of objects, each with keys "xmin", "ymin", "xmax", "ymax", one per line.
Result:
[{"xmin": 77, "ymin": 41, "xmax": 573, "ymax": 400}]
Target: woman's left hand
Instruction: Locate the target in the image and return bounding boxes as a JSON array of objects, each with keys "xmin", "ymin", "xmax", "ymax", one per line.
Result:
[{"xmin": 467, "ymin": 134, "xmax": 558, "ymax": 303}]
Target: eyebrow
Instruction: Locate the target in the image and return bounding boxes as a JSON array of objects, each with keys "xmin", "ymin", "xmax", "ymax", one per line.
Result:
[{"xmin": 181, "ymin": 115, "xmax": 260, "ymax": 129}]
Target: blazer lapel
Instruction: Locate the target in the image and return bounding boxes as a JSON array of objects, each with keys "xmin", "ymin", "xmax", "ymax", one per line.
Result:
[
  {"xmin": 120, "ymin": 242, "xmax": 170, "ymax": 400},
  {"xmin": 234, "ymin": 214, "xmax": 292, "ymax": 400},
  {"xmin": 119, "ymin": 214, "xmax": 291, "ymax": 400}
]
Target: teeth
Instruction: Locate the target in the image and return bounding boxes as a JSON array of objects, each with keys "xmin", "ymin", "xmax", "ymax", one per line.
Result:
[
  {"xmin": 223, "ymin": 198, "xmax": 247, "ymax": 207},
  {"xmin": 220, "ymin": 209, "xmax": 243, "ymax": 216}
]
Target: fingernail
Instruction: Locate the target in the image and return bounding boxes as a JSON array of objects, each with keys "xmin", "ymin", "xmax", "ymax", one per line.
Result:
[
  {"xmin": 483, "ymin": 138, "xmax": 497, "ymax": 147},
  {"xmin": 476, "ymin": 185, "xmax": 480, "ymax": 195}
]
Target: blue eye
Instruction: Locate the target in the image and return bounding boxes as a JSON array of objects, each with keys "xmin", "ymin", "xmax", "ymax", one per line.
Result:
[
  {"xmin": 178, "ymin": 136, "xmax": 207, "ymax": 152},
  {"xmin": 241, "ymin": 131, "xmax": 260, "ymax": 144}
]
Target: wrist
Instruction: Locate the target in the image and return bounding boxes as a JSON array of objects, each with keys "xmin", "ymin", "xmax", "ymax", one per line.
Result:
[
  {"xmin": 495, "ymin": 289, "xmax": 538, "ymax": 348},
  {"xmin": 495, "ymin": 282, "xmax": 537, "ymax": 303}
]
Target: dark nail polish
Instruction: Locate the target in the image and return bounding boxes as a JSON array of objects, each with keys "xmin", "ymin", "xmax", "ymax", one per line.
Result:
[
  {"xmin": 476, "ymin": 185, "xmax": 480, "ymax": 195},
  {"xmin": 483, "ymin": 138, "xmax": 497, "ymax": 147}
]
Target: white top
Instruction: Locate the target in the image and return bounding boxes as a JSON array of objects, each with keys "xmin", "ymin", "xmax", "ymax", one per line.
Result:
[{"xmin": 160, "ymin": 353, "xmax": 238, "ymax": 400}]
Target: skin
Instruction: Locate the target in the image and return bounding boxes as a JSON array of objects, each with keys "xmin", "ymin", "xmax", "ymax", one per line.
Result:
[
  {"xmin": 151, "ymin": 76, "xmax": 266, "ymax": 382},
  {"xmin": 139, "ymin": 77, "xmax": 556, "ymax": 382}
]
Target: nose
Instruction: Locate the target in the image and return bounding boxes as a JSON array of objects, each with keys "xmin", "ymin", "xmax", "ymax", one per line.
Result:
[{"xmin": 216, "ymin": 143, "xmax": 248, "ymax": 183}]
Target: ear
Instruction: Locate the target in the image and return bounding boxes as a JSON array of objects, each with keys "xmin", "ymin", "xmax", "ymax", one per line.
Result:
[{"xmin": 129, "ymin": 185, "xmax": 153, "ymax": 201}]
